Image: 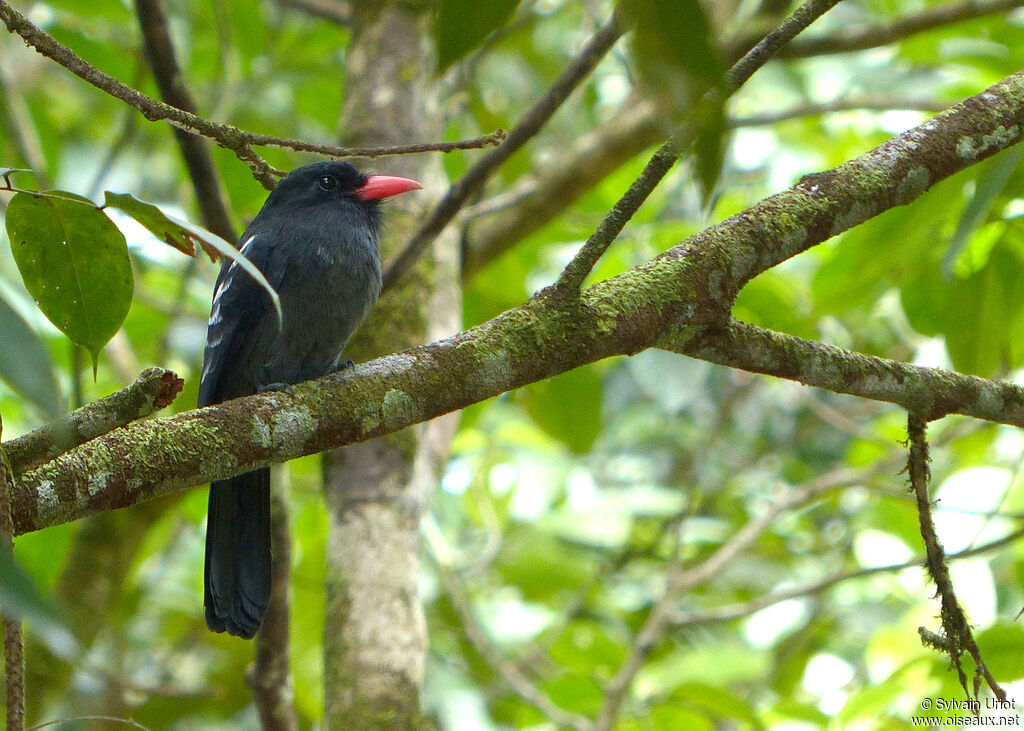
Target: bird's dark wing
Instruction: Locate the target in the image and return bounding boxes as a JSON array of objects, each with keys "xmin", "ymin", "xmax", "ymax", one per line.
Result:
[{"xmin": 197, "ymin": 233, "xmax": 278, "ymax": 407}]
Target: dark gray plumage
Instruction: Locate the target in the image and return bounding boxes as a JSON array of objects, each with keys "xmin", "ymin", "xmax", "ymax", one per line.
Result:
[{"xmin": 199, "ymin": 160, "xmax": 420, "ymax": 638}]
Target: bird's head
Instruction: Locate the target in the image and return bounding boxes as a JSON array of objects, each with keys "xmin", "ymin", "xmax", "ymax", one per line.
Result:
[{"xmin": 264, "ymin": 161, "xmax": 422, "ymax": 216}]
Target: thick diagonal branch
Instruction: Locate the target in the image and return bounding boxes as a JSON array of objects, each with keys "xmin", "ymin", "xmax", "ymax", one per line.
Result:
[{"xmin": 7, "ymin": 70, "xmax": 1024, "ymax": 536}]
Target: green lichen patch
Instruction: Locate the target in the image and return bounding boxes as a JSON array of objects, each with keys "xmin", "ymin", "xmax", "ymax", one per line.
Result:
[{"xmin": 381, "ymin": 389, "xmax": 419, "ymax": 430}]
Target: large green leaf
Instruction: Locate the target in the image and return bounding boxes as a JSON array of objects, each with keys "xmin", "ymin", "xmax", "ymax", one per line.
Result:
[
  {"xmin": 943, "ymin": 146, "xmax": 1024, "ymax": 275},
  {"xmin": 520, "ymin": 365, "xmax": 603, "ymax": 453},
  {"xmin": 621, "ymin": 0, "xmax": 727, "ymax": 203},
  {"xmin": 976, "ymin": 624, "xmax": 1024, "ymax": 680},
  {"xmin": 5, "ymin": 191, "xmax": 133, "ymax": 371},
  {"xmin": 103, "ymin": 190, "xmax": 207, "ymax": 257},
  {"xmin": 103, "ymin": 191, "xmax": 283, "ymax": 329},
  {"xmin": 902, "ymin": 241, "xmax": 1024, "ymax": 376},
  {"xmin": 0, "ymin": 289, "xmax": 63, "ymax": 418},
  {"xmin": 434, "ymin": 0, "xmax": 521, "ymax": 71},
  {"xmin": 0, "ymin": 539, "xmax": 75, "ymax": 655}
]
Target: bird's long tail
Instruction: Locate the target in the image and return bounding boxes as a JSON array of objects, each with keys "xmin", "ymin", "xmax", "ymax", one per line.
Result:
[{"xmin": 204, "ymin": 468, "xmax": 271, "ymax": 639}]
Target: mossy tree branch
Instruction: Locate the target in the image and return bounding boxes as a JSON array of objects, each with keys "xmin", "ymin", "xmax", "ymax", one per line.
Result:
[{"xmin": 5, "ymin": 70, "xmax": 1024, "ymax": 537}]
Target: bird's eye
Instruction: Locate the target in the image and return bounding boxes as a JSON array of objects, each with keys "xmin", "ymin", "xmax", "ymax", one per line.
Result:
[{"xmin": 318, "ymin": 176, "xmax": 337, "ymax": 191}]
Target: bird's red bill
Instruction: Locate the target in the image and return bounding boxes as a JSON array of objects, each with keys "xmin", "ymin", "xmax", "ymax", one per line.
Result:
[{"xmin": 355, "ymin": 175, "xmax": 423, "ymax": 201}]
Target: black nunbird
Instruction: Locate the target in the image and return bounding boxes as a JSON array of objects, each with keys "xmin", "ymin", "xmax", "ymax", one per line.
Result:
[{"xmin": 199, "ymin": 161, "xmax": 421, "ymax": 639}]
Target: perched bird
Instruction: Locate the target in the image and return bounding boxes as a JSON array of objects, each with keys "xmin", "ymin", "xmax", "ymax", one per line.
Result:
[{"xmin": 198, "ymin": 161, "xmax": 421, "ymax": 639}]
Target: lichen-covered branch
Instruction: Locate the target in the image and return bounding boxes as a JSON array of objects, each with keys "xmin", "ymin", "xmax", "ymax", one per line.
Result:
[
  {"xmin": 9, "ymin": 70, "xmax": 1024, "ymax": 537},
  {"xmin": 669, "ymin": 320, "xmax": 1024, "ymax": 424},
  {"xmin": 4, "ymin": 368, "xmax": 183, "ymax": 477}
]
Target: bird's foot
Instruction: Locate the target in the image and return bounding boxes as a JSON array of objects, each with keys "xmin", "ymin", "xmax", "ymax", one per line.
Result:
[
  {"xmin": 331, "ymin": 359, "xmax": 355, "ymax": 373},
  {"xmin": 258, "ymin": 381, "xmax": 296, "ymax": 396}
]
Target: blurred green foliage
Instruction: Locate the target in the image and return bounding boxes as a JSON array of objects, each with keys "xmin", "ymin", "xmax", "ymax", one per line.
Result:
[{"xmin": 0, "ymin": 0, "xmax": 1023, "ymax": 728}]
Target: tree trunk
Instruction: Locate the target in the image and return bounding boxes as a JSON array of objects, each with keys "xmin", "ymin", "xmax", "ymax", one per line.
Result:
[{"xmin": 322, "ymin": 2, "xmax": 460, "ymax": 727}]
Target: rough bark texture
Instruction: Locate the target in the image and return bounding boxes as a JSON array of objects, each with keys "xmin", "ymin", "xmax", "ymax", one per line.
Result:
[{"xmin": 321, "ymin": 1, "xmax": 458, "ymax": 727}]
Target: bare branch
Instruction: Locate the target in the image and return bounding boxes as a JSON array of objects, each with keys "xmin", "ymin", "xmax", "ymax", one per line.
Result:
[
  {"xmin": 725, "ymin": 0, "xmax": 842, "ymax": 89},
  {"xmin": 380, "ymin": 10, "xmax": 626, "ymax": 290},
  {"xmin": 276, "ymin": 0, "xmax": 351, "ymax": 25},
  {"xmin": 135, "ymin": 0, "xmax": 237, "ymax": 242},
  {"xmin": 27, "ymin": 716, "xmax": 149, "ymax": 731},
  {"xmin": 552, "ymin": 0, "xmax": 844, "ymax": 295},
  {"xmin": 550, "ymin": 143, "xmax": 678, "ymax": 295},
  {"xmin": 432, "ymin": 557, "xmax": 592, "ymax": 731},
  {"xmin": 731, "ymin": 95, "xmax": 950, "ymax": 126},
  {"xmin": 778, "ymin": 0, "xmax": 1024, "ymax": 58},
  {"xmin": 671, "ymin": 526, "xmax": 1024, "ymax": 628},
  {"xmin": 252, "ymin": 130, "xmax": 507, "ymax": 160},
  {"xmin": 907, "ymin": 415, "xmax": 1005, "ymax": 701},
  {"xmin": 4, "ymin": 368, "xmax": 183, "ymax": 477}
]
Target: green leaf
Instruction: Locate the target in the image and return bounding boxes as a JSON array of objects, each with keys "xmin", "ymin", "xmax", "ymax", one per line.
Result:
[
  {"xmin": 673, "ymin": 682, "xmax": 764, "ymax": 728},
  {"xmin": 692, "ymin": 97, "xmax": 728, "ymax": 206},
  {"xmin": 5, "ymin": 191, "xmax": 133, "ymax": 372},
  {"xmin": 976, "ymin": 624, "xmax": 1024, "ymax": 680},
  {"xmin": 520, "ymin": 365, "xmax": 603, "ymax": 453},
  {"xmin": 0, "ymin": 289, "xmax": 63, "ymax": 418},
  {"xmin": 943, "ymin": 146, "xmax": 1024, "ymax": 275},
  {"xmin": 621, "ymin": 0, "xmax": 725, "ymax": 113},
  {"xmin": 103, "ymin": 191, "xmax": 204, "ymax": 257},
  {"xmin": 0, "ymin": 537, "xmax": 76, "ymax": 658},
  {"xmin": 434, "ymin": 0, "xmax": 521, "ymax": 71},
  {"xmin": 104, "ymin": 191, "xmax": 283, "ymax": 331}
]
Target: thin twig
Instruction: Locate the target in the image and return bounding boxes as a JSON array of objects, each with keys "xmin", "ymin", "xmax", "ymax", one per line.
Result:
[
  {"xmin": 551, "ymin": 0, "xmax": 844, "ymax": 295},
  {"xmin": 907, "ymin": 414, "xmax": 1006, "ymax": 702},
  {"xmin": 778, "ymin": 0, "xmax": 1024, "ymax": 58},
  {"xmin": 725, "ymin": 0, "xmax": 844, "ymax": 90},
  {"xmin": 0, "ymin": 0, "xmax": 503, "ymax": 189},
  {"xmin": 0, "ymin": 414, "xmax": 24, "ymax": 731},
  {"xmin": 430, "ymin": 553, "xmax": 592, "ymax": 731},
  {"xmin": 672, "ymin": 525, "xmax": 1024, "ymax": 628},
  {"xmin": 380, "ymin": 9, "xmax": 626, "ymax": 291},
  {"xmin": 276, "ymin": 0, "xmax": 351, "ymax": 25},
  {"xmin": 250, "ymin": 130, "xmax": 507, "ymax": 160},
  {"xmin": 730, "ymin": 95, "xmax": 950, "ymax": 127},
  {"xmin": 135, "ymin": 0, "xmax": 237, "ymax": 242},
  {"xmin": 593, "ymin": 461, "xmax": 854, "ymax": 730},
  {"xmin": 3, "ymin": 368, "xmax": 183, "ymax": 477},
  {"xmin": 27, "ymin": 716, "xmax": 150, "ymax": 730}
]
